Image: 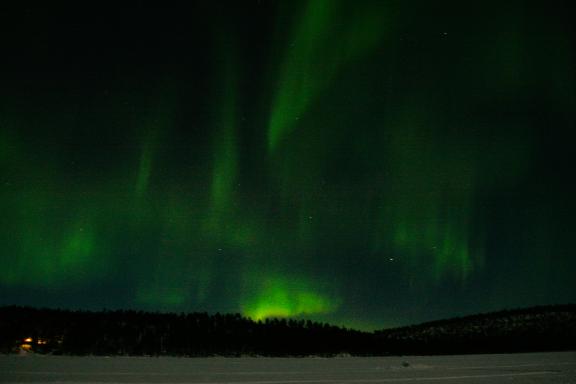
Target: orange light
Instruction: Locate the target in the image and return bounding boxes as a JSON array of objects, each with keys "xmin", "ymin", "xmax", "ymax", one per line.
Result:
[
  {"xmin": 21, "ymin": 344, "xmax": 32, "ymax": 350},
  {"xmin": 24, "ymin": 337, "xmax": 33, "ymax": 343}
]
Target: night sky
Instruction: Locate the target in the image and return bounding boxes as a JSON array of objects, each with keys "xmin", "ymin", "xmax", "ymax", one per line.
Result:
[{"xmin": 1, "ymin": 1, "xmax": 575, "ymax": 331}]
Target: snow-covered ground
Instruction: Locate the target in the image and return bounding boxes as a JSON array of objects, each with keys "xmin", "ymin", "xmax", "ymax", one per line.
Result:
[{"xmin": 1, "ymin": 351, "xmax": 574, "ymax": 383}]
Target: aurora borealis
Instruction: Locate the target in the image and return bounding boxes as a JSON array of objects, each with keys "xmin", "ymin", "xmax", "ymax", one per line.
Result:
[{"xmin": 1, "ymin": 1, "xmax": 575, "ymax": 330}]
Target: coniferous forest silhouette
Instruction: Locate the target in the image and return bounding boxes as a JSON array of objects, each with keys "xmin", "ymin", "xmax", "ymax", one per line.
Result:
[{"xmin": 1, "ymin": 305, "xmax": 575, "ymax": 356}]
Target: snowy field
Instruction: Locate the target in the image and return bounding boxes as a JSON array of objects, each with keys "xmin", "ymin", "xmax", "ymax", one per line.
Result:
[{"xmin": 1, "ymin": 351, "xmax": 574, "ymax": 383}]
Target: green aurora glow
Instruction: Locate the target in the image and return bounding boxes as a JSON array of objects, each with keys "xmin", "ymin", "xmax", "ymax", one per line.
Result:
[{"xmin": 0, "ymin": 0, "xmax": 574, "ymax": 330}]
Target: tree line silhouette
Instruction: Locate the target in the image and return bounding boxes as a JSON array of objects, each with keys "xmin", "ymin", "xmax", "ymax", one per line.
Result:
[
  {"xmin": 0, "ymin": 306, "xmax": 371, "ymax": 356},
  {"xmin": 374, "ymin": 304, "xmax": 576, "ymax": 355},
  {"xmin": 1, "ymin": 304, "xmax": 574, "ymax": 356}
]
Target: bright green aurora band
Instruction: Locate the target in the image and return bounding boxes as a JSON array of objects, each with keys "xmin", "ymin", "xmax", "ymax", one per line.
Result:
[{"xmin": 1, "ymin": 0, "xmax": 574, "ymax": 330}]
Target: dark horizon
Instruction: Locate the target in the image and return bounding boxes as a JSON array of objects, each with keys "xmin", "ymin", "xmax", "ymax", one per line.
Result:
[
  {"xmin": 3, "ymin": 304, "xmax": 575, "ymax": 357},
  {"xmin": 3, "ymin": 302, "xmax": 575, "ymax": 331},
  {"xmin": 1, "ymin": 1, "xmax": 575, "ymax": 331}
]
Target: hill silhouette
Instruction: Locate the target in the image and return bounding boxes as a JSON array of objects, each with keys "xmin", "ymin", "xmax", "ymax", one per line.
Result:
[
  {"xmin": 1, "ymin": 304, "xmax": 574, "ymax": 356},
  {"xmin": 374, "ymin": 304, "xmax": 576, "ymax": 355}
]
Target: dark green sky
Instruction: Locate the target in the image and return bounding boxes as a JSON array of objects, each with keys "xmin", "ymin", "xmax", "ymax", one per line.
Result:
[{"xmin": 1, "ymin": 1, "xmax": 574, "ymax": 330}]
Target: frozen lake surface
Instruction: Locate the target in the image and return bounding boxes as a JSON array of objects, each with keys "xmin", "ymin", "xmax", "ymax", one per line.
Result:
[{"xmin": 1, "ymin": 351, "xmax": 574, "ymax": 383}]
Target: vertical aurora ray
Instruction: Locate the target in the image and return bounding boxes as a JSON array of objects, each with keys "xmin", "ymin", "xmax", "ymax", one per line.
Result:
[
  {"xmin": 262, "ymin": 0, "xmax": 393, "ymax": 265},
  {"xmin": 189, "ymin": 36, "xmax": 242, "ymax": 303},
  {"xmin": 268, "ymin": 0, "xmax": 388, "ymax": 153},
  {"xmin": 373, "ymin": 106, "xmax": 482, "ymax": 283},
  {"xmin": 132, "ymin": 91, "xmax": 175, "ymax": 203},
  {"xmin": 134, "ymin": 130, "xmax": 155, "ymax": 200},
  {"xmin": 203, "ymin": 32, "xmax": 264, "ymax": 250},
  {"xmin": 143, "ymin": 32, "xmax": 269, "ymax": 310},
  {"xmin": 247, "ymin": 0, "xmax": 390, "ymax": 320},
  {"xmin": 206, "ymin": 49, "xmax": 239, "ymax": 235},
  {"xmin": 128, "ymin": 91, "xmax": 196, "ymax": 309},
  {"xmin": 203, "ymin": 36, "xmax": 336, "ymax": 318}
]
